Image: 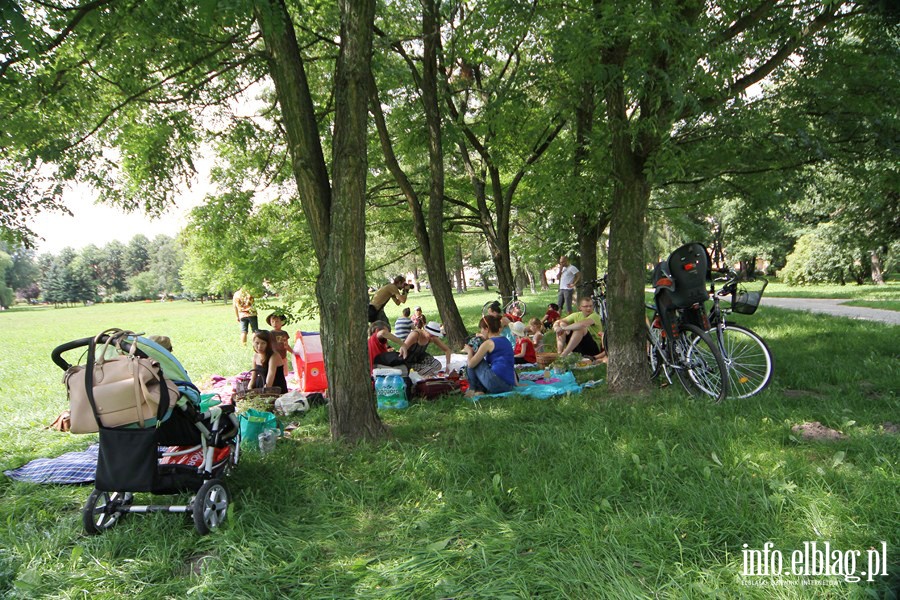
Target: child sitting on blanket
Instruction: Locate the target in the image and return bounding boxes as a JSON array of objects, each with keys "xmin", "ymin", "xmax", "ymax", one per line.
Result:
[
  {"xmin": 510, "ymin": 321, "xmax": 537, "ymax": 365},
  {"xmin": 527, "ymin": 318, "xmax": 545, "ymax": 353}
]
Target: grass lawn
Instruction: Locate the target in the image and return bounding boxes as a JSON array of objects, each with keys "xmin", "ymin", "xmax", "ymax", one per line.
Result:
[
  {"xmin": 843, "ymin": 300, "xmax": 900, "ymax": 312},
  {"xmin": 765, "ymin": 280, "xmax": 900, "ymax": 304},
  {"xmin": 1, "ymin": 291, "xmax": 898, "ymax": 598}
]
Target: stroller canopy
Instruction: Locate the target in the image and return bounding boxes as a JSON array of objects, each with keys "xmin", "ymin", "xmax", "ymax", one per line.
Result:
[{"xmin": 130, "ymin": 335, "xmax": 191, "ymax": 383}]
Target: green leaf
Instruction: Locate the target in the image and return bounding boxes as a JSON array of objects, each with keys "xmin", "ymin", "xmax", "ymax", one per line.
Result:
[
  {"xmin": 425, "ymin": 537, "xmax": 454, "ymax": 552},
  {"xmin": 832, "ymin": 451, "xmax": 846, "ymax": 468}
]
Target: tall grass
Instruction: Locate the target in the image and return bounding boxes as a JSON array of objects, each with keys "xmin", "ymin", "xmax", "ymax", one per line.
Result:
[{"xmin": 0, "ymin": 294, "xmax": 897, "ymax": 598}]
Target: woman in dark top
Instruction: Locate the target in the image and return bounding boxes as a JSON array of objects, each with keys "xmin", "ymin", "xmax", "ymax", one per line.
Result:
[
  {"xmin": 464, "ymin": 315, "xmax": 516, "ymax": 398},
  {"xmin": 249, "ymin": 330, "xmax": 288, "ymax": 394}
]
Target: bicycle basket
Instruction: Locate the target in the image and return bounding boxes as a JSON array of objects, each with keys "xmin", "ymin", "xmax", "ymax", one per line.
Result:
[{"xmin": 731, "ymin": 278, "xmax": 768, "ymax": 315}]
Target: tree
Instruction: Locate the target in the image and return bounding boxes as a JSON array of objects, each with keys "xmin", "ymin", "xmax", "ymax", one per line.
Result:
[
  {"xmin": 98, "ymin": 240, "xmax": 128, "ymax": 294},
  {"xmin": 0, "ymin": 251, "xmax": 13, "ymax": 308},
  {"xmin": 126, "ymin": 270, "xmax": 162, "ymax": 300},
  {"xmin": 39, "ymin": 247, "xmax": 95, "ymax": 306},
  {"xmin": 0, "ymin": 242, "xmax": 40, "ymax": 294},
  {"xmin": 554, "ymin": 0, "xmax": 865, "ymax": 394},
  {"xmin": 254, "ymin": 0, "xmax": 385, "ymax": 441},
  {"xmin": 148, "ymin": 234, "xmax": 183, "ymax": 295},
  {"xmin": 368, "ymin": 0, "xmax": 470, "ymax": 346},
  {"xmin": 3, "ymin": 0, "xmax": 383, "ymax": 441},
  {"xmin": 124, "ymin": 234, "xmax": 151, "ymax": 276},
  {"xmin": 439, "ymin": 0, "xmax": 565, "ymax": 300}
]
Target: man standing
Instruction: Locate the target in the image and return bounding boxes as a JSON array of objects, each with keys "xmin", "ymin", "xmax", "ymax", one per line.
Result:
[
  {"xmin": 557, "ymin": 256, "xmax": 581, "ymax": 315},
  {"xmin": 233, "ymin": 287, "xmax": 259, "ymax": 345}
]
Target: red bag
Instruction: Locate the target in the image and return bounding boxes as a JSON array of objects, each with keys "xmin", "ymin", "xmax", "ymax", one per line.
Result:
[{"xmin": 414, "ymin": 378, "xmax": 461, "ymax": 399}]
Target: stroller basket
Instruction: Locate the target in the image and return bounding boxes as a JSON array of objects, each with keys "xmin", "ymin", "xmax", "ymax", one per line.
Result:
[{"xmin": 731, "ymin": 279, "xmax": 768, "ymax": 315}]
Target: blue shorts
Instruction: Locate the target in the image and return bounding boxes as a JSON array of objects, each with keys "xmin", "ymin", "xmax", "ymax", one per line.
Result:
[{"xmin": 240, "ymin": 316, "xmax": 259, "ymax": 334}]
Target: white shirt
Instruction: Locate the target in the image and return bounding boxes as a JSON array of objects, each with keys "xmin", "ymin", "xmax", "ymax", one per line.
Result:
[{"xmin": 559, "ymin": 265, "xmax": 579, "ymax": 289}]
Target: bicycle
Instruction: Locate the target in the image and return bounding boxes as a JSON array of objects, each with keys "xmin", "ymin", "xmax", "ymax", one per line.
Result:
[
  {"xmin": 588, "ymin": 275, "xmax": 610, "ymax": 353},
  {"xmin": 706, "ymin": 271, "xmax": 774, "ymax": 398},
  {"xmin": 645, "ymin": 242, "xmax": 729, "ymax": 402},
  {"xmin": 646, "ymin": 302, "xmax": 730, "ymax": 402},
  {"xmin": 482, "ymin": 289, "xmax": 526, "ymax": 319}
]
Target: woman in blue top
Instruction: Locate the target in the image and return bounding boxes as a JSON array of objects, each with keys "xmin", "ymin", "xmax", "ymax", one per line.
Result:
[{"xmin": 464, "ymin": 314, "xmax": 516, "ymax": 398}]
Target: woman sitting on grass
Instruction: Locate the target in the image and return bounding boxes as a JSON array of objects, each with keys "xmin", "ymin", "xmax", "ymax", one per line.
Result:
[
  {"xmin": 249, "ymin": 330, "xmax": 288, "ymax": 394},
  {"xmin": 401, "ymin": 321, "xmax": 452, "ymax": 376},
  {"xmin": 464, "ymin": 315, "xmax": 516, "ymax": 398},
  {"xmin": 368, "ymin": 321, "xmax": 408, "ymax": 371}
]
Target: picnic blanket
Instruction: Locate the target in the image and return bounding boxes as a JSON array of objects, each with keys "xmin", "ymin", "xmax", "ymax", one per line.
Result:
[
  {"xmin": 203, "ymin": 371, "xmax": 302, "ymax": 404},
  {"xmin": 4, "ymin": 444, "xmax": 98, "ymax": 484},
  {"xmin": 468, "ymin": 370, "xmax": 584, "ymax": 401}
]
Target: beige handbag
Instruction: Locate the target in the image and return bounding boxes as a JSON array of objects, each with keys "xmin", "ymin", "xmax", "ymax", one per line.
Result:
[{"xmin": 65, "ymin": 329, "xmax": 179, "ymax": 433}]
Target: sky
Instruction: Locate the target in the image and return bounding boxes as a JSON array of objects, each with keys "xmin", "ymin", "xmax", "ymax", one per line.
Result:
[
  {"xmin": 28, "ymin": 163, "xmax": 213, "ymax": 256},
  {"xmin": 29, "ymin": 193, "xmax": 193, "ymax": 255}
]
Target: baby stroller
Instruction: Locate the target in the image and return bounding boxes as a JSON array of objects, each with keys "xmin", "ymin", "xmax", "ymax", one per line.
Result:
[{"xmin": 51, "ymin": 329, "xmax": 241, "ymax": 535}]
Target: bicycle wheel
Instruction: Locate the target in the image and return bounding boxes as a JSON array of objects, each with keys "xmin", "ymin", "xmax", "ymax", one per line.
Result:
[
  {"xmin": 505, "ymin": 299, "xmax": 527, "ymax": 319},
  {"xmin": 673, "ymin": 323, "xmax": 729, "ymax": 402},
  {"xmin": 709, "ymin": 323, "xmax": 773, "ymax": 399}
]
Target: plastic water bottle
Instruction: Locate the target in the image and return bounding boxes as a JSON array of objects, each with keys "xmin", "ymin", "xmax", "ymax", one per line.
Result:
[
  {"xmin": 374, "ymin": 374, "xmax": 385, "ymax": 404},
  {"xmin": 258, "ymin": 429, "xmax": 276, "ymax": 454},
  {"xmin": 376, "ymin": 374, "xmax": 392, "ymax": 409},
  {"xmin": 390, "ymin": 374, "xmax": 408, "ymax": 409}
]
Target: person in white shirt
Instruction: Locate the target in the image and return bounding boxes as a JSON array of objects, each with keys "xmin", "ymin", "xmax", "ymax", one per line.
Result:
[{"xmin": 557, "ymin": 256, "xmax": 581, "ymax": 315}]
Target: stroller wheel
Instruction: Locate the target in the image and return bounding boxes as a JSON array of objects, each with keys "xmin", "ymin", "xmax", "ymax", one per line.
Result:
[
  {"xmin": 82, "ymin": 489, "xmax": 132, "ymax": 535},
  {"xmin": 192, "ymin": 479, "xmax": 229, "ymax": 535}
]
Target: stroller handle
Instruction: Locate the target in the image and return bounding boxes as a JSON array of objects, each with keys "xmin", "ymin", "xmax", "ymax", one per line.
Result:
[
  {"xmin": 50, "ymin": 337, "xmax": 95, "ymax": 371},
  {"xmin": 51, "ymin": 333, "xmax": 144, "ymax": 371}
]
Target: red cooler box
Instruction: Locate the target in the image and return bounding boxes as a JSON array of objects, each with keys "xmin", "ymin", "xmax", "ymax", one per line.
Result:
[{"xmin": 294, "ymin": 331, "xmax": 328, "ymax": 393}]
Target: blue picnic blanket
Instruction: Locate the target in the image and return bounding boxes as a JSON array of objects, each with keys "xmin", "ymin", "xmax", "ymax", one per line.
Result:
[
  {"xmin": 470, "ymin": 371, "xmax": 584, "ymax": 401},
  {"xmin": 4, "ymin": 444, "xmax": 98, "ymax": 484}
]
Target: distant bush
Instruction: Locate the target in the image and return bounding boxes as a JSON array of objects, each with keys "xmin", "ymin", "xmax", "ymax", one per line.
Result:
[{"xmin": 779, "ymin": 226, "xmax": 869, "ymax": 285}]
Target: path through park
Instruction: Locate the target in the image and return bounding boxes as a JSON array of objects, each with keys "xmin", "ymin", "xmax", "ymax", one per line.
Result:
[{"xmin": 762, "ymin": 297, "xmax": 900, "ymax": 326}]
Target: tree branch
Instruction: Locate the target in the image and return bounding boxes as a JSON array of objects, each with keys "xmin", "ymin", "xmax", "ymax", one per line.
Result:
[
  {"xmin": 691, "ymin": 2, "xmax": 846, "ymax": 118},
  {"xmin": 0, "ymin": 0, "xmax": 116, "ymax": 79},
  {"xmin": 711, "ymin": 0, "xmax": 780, "ymax": 49}
]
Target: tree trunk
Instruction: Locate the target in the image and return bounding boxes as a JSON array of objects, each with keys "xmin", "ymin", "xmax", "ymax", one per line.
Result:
[
  {"xmin": 576, "ymin": 214, "xmax": 610, "ymax": 300},
  {"xmin": 455, "ymin": 244, "xmax": 464, "ymax": 293},
  {"xmin": 605, "ymin": 59, "xmax": 652, "ymax": 396},
  {"xmin": 540, "ymin": 269, "xmax": 548, "ymax": 291},
  {"xmin": 571, "ymin": 79, "xmax": 609, "ymax": 301},
  {"xmin": 871, "ymin": 248, "xmax": 885, "ymax": 284},
  {"xmin": 255, "ymin": 0, "xmax": 385, "ymax": 442}
]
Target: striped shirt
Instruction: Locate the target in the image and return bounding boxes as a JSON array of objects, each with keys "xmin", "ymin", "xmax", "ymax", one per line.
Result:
[{"xmin": 394, "ymin": 317, "xmax": 413, "ymax": 340}]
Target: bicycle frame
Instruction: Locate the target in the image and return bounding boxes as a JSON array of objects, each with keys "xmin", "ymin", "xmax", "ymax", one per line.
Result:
[
  {"xmin": 645, "ymin": 303, "xmax": 691, "ymax": 381},
  {"xmin": 589, "ymin": 275, "xmax": 610, "ymax": 352},
  {"xmin": 703, "ymin": 271, "xmax": 774, "ymax": 398},
  {"xmin": 646, "ymin": 280, "xmax": 729, "ymax": 402}
]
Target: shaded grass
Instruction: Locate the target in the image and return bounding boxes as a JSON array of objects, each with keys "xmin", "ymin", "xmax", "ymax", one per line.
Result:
[{"xmin": 0, "ymin": 296, "xmax": 898, "ymax": 598}]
